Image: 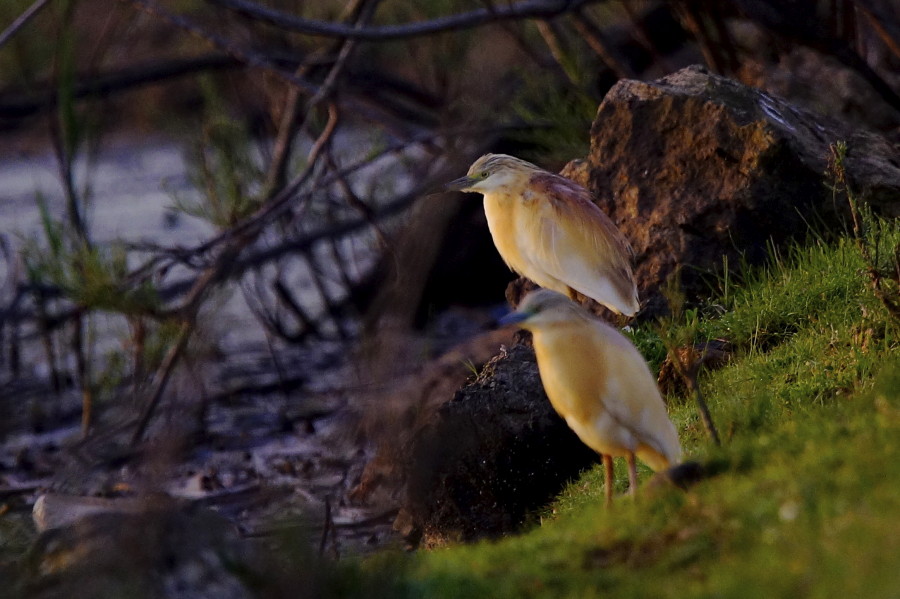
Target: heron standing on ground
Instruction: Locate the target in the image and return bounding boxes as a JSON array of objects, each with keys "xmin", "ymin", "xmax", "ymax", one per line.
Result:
[
  {"xmin": 501, "ymin": 289, "xmax": 681, "ymax": 505},
  {"xmin": 447, "ymin": 154, "xmax": 640, "ymax": 316}
]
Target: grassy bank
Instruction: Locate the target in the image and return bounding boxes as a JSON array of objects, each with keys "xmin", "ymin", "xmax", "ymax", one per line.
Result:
[{"xmin": 376, "ymin": 223, "xmax": 900, "ymax": 598}]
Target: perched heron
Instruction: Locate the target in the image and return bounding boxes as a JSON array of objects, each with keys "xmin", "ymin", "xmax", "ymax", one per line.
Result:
[
  {"xmin": 501, "ymin": 289, "xmax": 681, "ymax": 505},
  {"xmin": 447, "ymin": 154, "xmax": 639, "ymax": 316}
]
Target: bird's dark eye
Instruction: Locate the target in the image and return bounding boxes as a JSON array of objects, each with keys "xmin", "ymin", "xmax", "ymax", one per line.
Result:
[{"xmin": 480, "ymin": 171, "xmax": 489, "ymax": 178}]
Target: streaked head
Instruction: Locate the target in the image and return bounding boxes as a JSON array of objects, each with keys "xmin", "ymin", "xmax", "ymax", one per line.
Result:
[
  {"xmin": 445, "ymin": 153, "xmax": 539, "ymax": 194},
  {"xmin": 499, "ymin": 289, "xmax": 587, "ymax": 329}
]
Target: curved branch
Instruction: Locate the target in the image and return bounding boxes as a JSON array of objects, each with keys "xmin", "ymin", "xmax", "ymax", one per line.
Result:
[
  {"xmin": 209, "ymin": 0, "xmax": 601, "ymax": 41},
  {"xmin": 0, "ymin": 0, "xmax": 50, "ymax": 51}
]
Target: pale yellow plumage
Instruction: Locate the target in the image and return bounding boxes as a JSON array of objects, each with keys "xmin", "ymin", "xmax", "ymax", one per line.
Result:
[
  {"xmin": 447, "ymin": 154, "xmax": 639, "ymax": 316},
  {"xmin": 502, "ymin": 289, "xmax": 681, "ymax": 503}
]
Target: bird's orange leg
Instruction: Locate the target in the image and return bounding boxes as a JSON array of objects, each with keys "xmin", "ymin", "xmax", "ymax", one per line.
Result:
[
  {"xmin": 603, "ymin": 454, "xmax": 615, "ymax": 507},
  {"xmin": 626, "ymin": 453, "xmax": 638, "ymax": 496}
]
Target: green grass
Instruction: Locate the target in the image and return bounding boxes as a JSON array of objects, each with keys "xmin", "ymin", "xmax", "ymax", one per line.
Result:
[{"xmin": 366, "ymin": 222, "xmax": 900, "ymax": 598}]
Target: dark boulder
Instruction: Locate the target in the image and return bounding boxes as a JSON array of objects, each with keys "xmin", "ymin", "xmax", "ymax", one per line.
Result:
[{"xmin": 396, "ymin": 344, "xmax": 597, "ymax": 546}]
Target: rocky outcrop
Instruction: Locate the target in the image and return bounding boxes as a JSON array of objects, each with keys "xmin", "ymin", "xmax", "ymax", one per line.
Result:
[
  {"xmin": 396, "ymin": 344, "xmax": 597, "ymax": 545},
  {"xmin": 556, "ymin": 64, "xmax": 900, "ymax": 314}
]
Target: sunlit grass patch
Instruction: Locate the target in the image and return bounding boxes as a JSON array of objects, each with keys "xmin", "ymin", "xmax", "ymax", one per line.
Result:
[{"xmin": 702, "ymin": 238, "xmax": 874, "ymax": 351}]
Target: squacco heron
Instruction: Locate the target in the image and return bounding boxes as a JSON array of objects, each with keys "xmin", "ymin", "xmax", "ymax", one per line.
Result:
[
  {"xmin": 447, "ymin": 154, "xmax": 639, "ymax": 316},
  {"xmin": 501, "ymin": 289, "xmax": 681, "ymax": 505}
]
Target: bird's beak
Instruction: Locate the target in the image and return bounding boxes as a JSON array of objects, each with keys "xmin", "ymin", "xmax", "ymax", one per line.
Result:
[
  {"xmin": 444, "ymin": 175, "xmax": 475, "ymax": 192},
  {"xmin": 498, "ymin": 310, "xmax": 530, "ymax": 327}
]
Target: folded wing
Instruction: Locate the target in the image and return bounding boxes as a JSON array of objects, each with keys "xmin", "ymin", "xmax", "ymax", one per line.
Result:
[{"xmin": 524, "ymin": 173, "xmax": 639, "ymax": 315}]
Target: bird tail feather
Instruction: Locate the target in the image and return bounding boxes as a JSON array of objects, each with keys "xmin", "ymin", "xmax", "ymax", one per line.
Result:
[{"xmin": 636, "ymin": 444, "xmax": 678, "ymax": 472}]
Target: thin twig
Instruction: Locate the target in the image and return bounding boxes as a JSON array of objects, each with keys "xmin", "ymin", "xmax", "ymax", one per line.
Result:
[
  {"xmin": 319, "ymin": 496, "xmax": 334, "ymax": 557},
  {"xmin": 263, "ymin": 0, "xmax": 376, "ymax": 196},
  {"xmin": 0, "ymin": 0, "xmax": 51, "ymax": 51},
  {"xmin": 571, "ymin": 9, "xmax": 635, "ymax": 79},
  {"xmin": 303, "ymin": 0, "xmax": 379, "ymax": 111},
  {"xmin": 130, "ymin": 319, "xmax": 193, "ymax": 445},
  {"xmin": 263, "ymin": 74, "xmax": 307, "ymax": 197},
  {"xmin": 33, "ymin": 287, "xmax": 62, "ymax": 394},
  {"xmin": 670, "ymin": 1, "xmax": 725, "ymax": 73},
  {"xmin": 305, "ymin": 252, "xmax": 348, "ymax": 340},
  {"xmin": 273, "ymin": 276, "xmax": 322, "ymax": 339},
  {"xmin": 73, "ymin": 317, "xmax": 93, "ymax": 437},
  {"xmin": 535, "ymin": 19, "xmax": 579, "ymax": 86},
  {"xmin": 137, "ymin": 123, "xmax": 492, "ymax": 267},
  {"xmin": 666, "ymin": 344, "xmax": 721, "ymax": 446},
  {"xmin": 618, "ymin": 0, "xmax": 674, "ymax": 73},
  {"xmin": 852, "ymin": 0, "xmax": 900, "ymax": 60},
  {"xmin": 684, "ymin": 358, "xmax": 721, "ymax": 446}
]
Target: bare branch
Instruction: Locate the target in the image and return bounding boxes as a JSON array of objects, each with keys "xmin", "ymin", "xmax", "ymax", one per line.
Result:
[
  {"xmin": 852, "ymin": 0, "xmax": 900, "ymax": 60},
  {"xmin": 571, "ymin": 9, "xmax": 635, "ymax": 79},
  {"xmin": 0, "ymin": 0, "xmax": 51, "ymax": 51},
  {"xmin": 209, "ymin": 0, "xmax": 602, "ymax": 41},
  {"xmin": 130, "ymin": 319, "xmax": 192, "ymax": 445},
  {"xmin": 265, "ymin": 1, "xmax": 377, "ymax": 195},
  {"xmin": 534, "ymin": 19, "xmax": 578, "ymax": 86},
  {"xmin": 273, "ymin": 276, "xmax": 322, "ymax": 340}
]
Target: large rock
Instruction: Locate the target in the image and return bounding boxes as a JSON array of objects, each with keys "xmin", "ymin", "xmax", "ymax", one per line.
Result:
[
  {"xmin": 556, "ymin": 64, "xmax": 900, "ymax": 314},
  {"xmin": 396, "ymin": 344, "xmax": 597, "ymax": 545}
]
